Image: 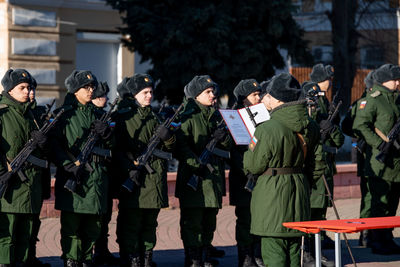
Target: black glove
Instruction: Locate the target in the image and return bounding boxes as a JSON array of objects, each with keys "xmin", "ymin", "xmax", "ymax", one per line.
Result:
[
  {"xmin": 63, "ymin": 163, "xmax": 83, "ymax": 180},
  {"xmin": 128, "ymin": 169, "xmax": 142, "ymax": 186},
  {"xmin": 91, "ymin": 120, "xmax": 111, "ymax": 139},
  {"xmin": 31, "ymin": 130, "xmax": 47, "ymax": 149},
  {"xmin": 155, "ymin": 125, "xmax": 172, "ymax": 141},
  {"xmin": 212, "ymin": 127, "xmax": 226, "ymax": 142},
  {"xmin": 194, "ymin": 167, "xmax": 208, "ymax": 178},
  {"xmin": 0, "ymin": 171, "xmax": 12, "ymax": 198},
  {"xmin": 319, "ymin": 120, "xmax": 334, "ymax": 134}
]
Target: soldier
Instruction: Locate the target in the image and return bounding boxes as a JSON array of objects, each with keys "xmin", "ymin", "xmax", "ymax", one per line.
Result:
[
  {"xmin": 353, "ymin": 64, "xmax": 400, "ymax": 254},
  {"xmin": 244, "ymin": 73, "xmax": 319, "ymax": 266},
  {"xmin": 50, "ymin": 70, "xmax": 113, "ymax": 267},
  {"xmin": 229, "ymin": 79, "xmax": 261, "ymax": 267},
  {"xmin": 341, "ymin": 70, "xmax": 374, "ymax": 247},
  {"xmin": 114, "ymin": 74, "xmax": 175, "ymax": 267},
  {"xmin": 91, "ymin": 82, "xmax": 119, "ymax": 266},
  {"xmin": 309, "ymin": 64, "xmax": 344, "ymax": 251},
  {"xmin": 26, "ymin": 76, "xmax": 52, "ymax": 267},
  {"xmin": 0, "ymin": 69, "xmax": 48, "ymax": 267},
  {"xmin": 175, "ymin": 75, "xmax": 231, "ymax": 267}
]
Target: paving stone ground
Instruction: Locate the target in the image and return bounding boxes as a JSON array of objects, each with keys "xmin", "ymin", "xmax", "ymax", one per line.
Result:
[{"xmin": 36, "ymin": 198, "xmax": 400, "ymax": 266}]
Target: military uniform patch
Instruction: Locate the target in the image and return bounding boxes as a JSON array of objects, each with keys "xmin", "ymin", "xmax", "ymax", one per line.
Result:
[
  {"xmin": 249, "ymin": 136, "xmax": 258, "ymax": 151},
  {"xmin": 359, "ymin": 100, "xmax": 367, "ymax": 109}
]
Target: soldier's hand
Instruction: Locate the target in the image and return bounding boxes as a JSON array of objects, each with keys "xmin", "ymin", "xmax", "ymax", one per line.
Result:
[
  {"xmin": 31, "ymin": 130, "xmax": 47, "ymax": 149},
  {"xmin": 155, "ymin": 125, "xmax": 172, "ymax": 141},
  {"xmin": 128, "ymin": 169, "xmax": 141, "ymax": 186},
  {"xmin": 63, "ymin": 163, "xmax": 83, "ymax": 179},
  {"xmin": 319, "ymin": 120, "xmax": 334, "ymax": 134},
  {"xmin": 91, "ymin": 120, "xmax": 111, "ymax": 139},
  {"xmin": 212, "ymin": 127, "xmax": 226, "ymax": 142}
]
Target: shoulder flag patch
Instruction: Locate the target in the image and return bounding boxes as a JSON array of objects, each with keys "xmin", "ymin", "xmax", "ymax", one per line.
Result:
[
  {"xmin": 249, "ymin": 136, "xmax": 258, "ymax": 151},
  {"xmin": 359, "ymin": 100, "xmax": 367, "ymax": 109}
]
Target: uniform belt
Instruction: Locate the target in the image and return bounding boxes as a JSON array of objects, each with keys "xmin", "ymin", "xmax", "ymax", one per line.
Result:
[{"xmin": 262, "ymin": 167, "xmax": 303, "ymax": 176}]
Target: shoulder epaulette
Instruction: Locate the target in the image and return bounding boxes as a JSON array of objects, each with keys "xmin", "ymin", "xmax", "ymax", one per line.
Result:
[
  {"xmin": 117, "ymin": 107, "xmax": 132, "ymax": 114},
  {"xmin": 0, "ymin": 104, "xmax": 8, "ymax": 110},
  {"xmin": 370, "ymin": 91, "xmax": 381, "ymax": 98}
]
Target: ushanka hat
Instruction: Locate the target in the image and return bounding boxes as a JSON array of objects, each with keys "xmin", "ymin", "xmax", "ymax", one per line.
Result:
[
  {"xmin": 267, "ymin": 73, "xmax": 302, "ymax": 103},
  {"xmin": 372, "ymin": 64, "xmax": 400, "ymax": 84},
  {"xmin": 1, "ymin": 68, "xmax": 32, "ymax": 92},
  {"xmin": 310, "ymin": 63, "xmax": 334, "ymax": 83},
  {"xmin": 65, "ymin": 70, "xmax": 98, "ymax": 93},
  {"xmin": 233, "ymin": 79, "xmax": 261, "ymax": 102},
  {"xmin": 184, "ymin": 75, "xmax": 217, "ymax": 98},
  {"xmin": 364, "ymin": 70, "xmax": 375, "ymax": 89},
  {"xmin": 259, "ymin": 79, "xmax": 272, "ymax": 100},
  {"xmin": 92, "ymin": 81, "xmax": 110, "ymax": 99}
]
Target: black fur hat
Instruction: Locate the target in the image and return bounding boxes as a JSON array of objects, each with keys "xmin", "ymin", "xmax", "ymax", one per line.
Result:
[
  {"xmin": 1, "ymin": 69, "xmax": 32, "ymax": 92},
  {"xmin": 364, "ymin": 70, "xmax": 374, "ymax": 89},
  {"xmin": 184, "ymin": 75, "xmax": 217, "ymax": 98},
  {"xmin": 310, "ymin": 64, "xmax": 334, "ymax": 83},
  {"xmin": 259, "ymin": 79, "xmax": 272, "ymax": 100},
  {"xmin": 65, "ymin": 70, "xmax": 98, "ymax": 93},
  {"xmin": 233, "ymin": 79, "xmax": 261, "ymax": 102},
  {"xmin": 267, "ymin": 73, "xmax": 301, "ymax": 103},
  {"xmin": 117, "ymin": 74, "xmax": 154, "ymax": 98},
  {"xmin": 92, "ymin": 81, "xmax": 109, "ymax": 99},
  {"xmin": 372, "ymin": 64, "xmax": 400, "ymax": 84}
]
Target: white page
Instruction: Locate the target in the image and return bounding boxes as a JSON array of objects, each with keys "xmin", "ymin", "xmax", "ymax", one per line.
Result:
[
  {"xmin": 238, "ymin": 103, "xmax": 270, "ymax": 136},
  {"xmin": 219, "ymin": 109, "xmax": 251, "ymax": 145}
]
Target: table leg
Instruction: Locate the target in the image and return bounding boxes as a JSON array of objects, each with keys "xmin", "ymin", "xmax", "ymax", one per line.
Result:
[
  {"xmin": 335, "ymin": 232, "xmax": 341, "ymax": 267},
  {"xmin": 315, "ymin": 232, "xmax": 322, "ymax": 267}
]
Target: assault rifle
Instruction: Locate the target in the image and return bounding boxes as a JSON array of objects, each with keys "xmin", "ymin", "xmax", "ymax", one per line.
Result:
[
  {"xmin": 320, "ymin": 100, "xmax": 342, "ymax": 144},
  {"xmin": 187, "ymin": 120, "xmax": 231, "ymax": 191},
  {"xmin": 64, "ymin": 97, "xmax": 119, "ymax": 193},
  {"xmin": 0, "ymin": 100, "xmax": 63, "ymax": 197},
  {"xmin": 376, "ymin": 117, "xmax": 400, "ymax": 164},
  {"xmin": 122, "ymin": 103, "xmax": 184, "ymax": 192}
]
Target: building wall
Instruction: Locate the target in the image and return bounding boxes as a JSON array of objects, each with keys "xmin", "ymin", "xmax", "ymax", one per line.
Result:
[{"xmin": 1, "ymin": 0, "xmax": 134, "ymax": 104}]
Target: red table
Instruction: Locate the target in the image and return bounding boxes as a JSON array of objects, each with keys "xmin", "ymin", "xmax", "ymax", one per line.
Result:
[{"xmin": 283, "ymin": 216, "xmax": 400, "ymax": 267}]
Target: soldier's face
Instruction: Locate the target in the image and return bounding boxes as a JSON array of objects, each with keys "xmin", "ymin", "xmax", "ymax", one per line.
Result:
[
  {"xmin": 135, "ymin": 87, "xmax": 153, "ymax": 107},
  {"xmin": 318, "ymin": 79, "xmax": 331, "ymax": 92},
  {"xmin": 196, "ymin": 88, "xmax": 215, "ymax": 106},
  {"xmin": 29, "ymin": 88, "xmax": 35, "ymax": 102},
  {"xmin": 9, "ymin": 82, "xmax": 29, "ymax": 103},
  {"xmin": 75, "ymin": 84, "xmax": 94, "ymax": 105},
  {"xmin": 244, "ymin": 91, "xmax": 260, "ymax": 106},
  {"xmin": 382, "ymin": 79, "xmax": 399, "ymax": 91},
  {"xmin": 92, "ymin": 96, "xmax": 108, "ymax": 108}
]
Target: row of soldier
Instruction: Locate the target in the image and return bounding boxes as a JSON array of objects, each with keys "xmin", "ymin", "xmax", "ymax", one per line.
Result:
[{"xmin": 0, "ymin": 62, "xmax": 397, "ymax": 267}]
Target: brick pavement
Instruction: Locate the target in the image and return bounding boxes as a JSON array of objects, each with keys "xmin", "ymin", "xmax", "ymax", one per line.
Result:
[{"xmin": 37, "ymin": 198, "xmax": 400, "ymax": 266}]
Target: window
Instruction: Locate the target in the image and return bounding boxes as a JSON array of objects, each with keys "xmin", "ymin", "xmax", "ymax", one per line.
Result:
[
  {"xmin": 312, "ymin": 45, "xmax": 333, "ymax": 64},
  {"xmin": 360, "ymin": 46, "xmax": 384, "ymax": 69}
]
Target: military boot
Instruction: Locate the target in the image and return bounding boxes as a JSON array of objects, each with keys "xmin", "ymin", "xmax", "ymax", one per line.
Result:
[
  {"xmin": 143, "ymin": 250, "xmax": 156, "ymax": 267},
  {"xmin": 370, "ymin": 229, "xmax": 400, "ymax": 255},
  {"xmin": 358, "ymin": 230, "xmax": 370, "ymax": 247},
  {"xmin": 252, "ymin": 241, "xmax": 264, "ymax": 267},
  {"xmin": 203, "ymin": 246, "xmax": 220, "ymax": 267},
  {"xmin": 0, "ymin": 264, "xmax": 11, "ymax": 267},
  {"xmin": 237, "ymin": 246, "xmax": 257, "ymax": 267},
  {"xmin": 82, "ymin": 260, "xmax": 93, "ymax": 267},
  {"xmin": 185, "ymin": 247, "xmax": 201, "ymax": 267},
  {"xmin": 64, "ymin": 259, "xmax": 79, "ymax": 267}
]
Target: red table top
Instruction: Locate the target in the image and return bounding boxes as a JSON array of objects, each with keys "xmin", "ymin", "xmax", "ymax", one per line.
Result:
[{"xmin": 283, "ymin": 216, "xmax": 400, "ymax": 234}]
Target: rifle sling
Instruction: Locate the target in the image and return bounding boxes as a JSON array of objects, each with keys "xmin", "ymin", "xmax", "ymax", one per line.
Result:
[
  {"xmin": 375, "ymin": 127, "xmax": 389, "ymax": 142},
  {"xmin": 262, "ymin": 167, "xmax": 302, "ymax": 176},
  {"xmin": 295, "ymin": 133, "xmax": 307, "ymax": 159}
]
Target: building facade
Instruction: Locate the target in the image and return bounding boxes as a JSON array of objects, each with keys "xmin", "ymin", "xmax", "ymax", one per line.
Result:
[{"xmin": 0, "ymin": 0, "xmax": 138, "ymax": 104}]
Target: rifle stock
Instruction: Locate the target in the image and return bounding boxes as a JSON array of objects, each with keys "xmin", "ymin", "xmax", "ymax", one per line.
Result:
[{"xmin": 122, "ymin": 103, "xmax": 184, "ymax": 192}]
